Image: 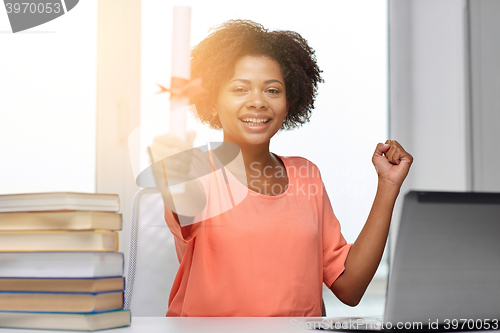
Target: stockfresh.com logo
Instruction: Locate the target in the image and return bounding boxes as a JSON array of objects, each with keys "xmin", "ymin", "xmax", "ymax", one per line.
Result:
[{"xmin": 3, "ymin": 0, "xmax": 79, "ymax": 33}]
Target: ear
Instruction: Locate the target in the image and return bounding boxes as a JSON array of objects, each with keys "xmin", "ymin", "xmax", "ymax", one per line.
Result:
[{"xmin": 211, "ymin": 103, "xmax": 218, "ymax": 117}]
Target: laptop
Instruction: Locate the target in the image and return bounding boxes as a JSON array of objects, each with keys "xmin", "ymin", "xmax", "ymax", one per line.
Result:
[{"xmin": 310, "ymin": 191, "xmax": 500, "ymax": 331}]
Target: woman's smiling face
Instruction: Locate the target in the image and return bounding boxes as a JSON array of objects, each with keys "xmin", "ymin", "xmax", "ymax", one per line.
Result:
[{"xmin": 215, "ymin": 55, "xmax": 288, "ymax": 147}]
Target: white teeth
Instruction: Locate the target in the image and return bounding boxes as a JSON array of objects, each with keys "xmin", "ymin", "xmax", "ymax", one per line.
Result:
[{"xmin": 241, "ymin": 118, "xmax": 270, "ymax": 123}]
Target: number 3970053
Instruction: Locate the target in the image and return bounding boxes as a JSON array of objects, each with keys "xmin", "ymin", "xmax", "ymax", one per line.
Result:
[
  {"xmin": 443, "ymin": 319, "xmax": 499, "ymax": 330},
  {"xmin": 5, "ymin": 2, "xmax": 62, "ymax": 14}
]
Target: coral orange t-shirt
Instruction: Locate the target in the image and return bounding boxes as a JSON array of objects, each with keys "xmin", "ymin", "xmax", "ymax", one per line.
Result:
[{"xmin": 164, "ymin": 151, "xmax": 352, "ymax": 317}]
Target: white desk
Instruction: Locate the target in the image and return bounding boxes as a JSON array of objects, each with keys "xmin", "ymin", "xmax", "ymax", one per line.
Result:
[
  {"xmin": 2, "ymin": 317, "xmax": 499, "ymax": 333},
  {"xmin": 0, "ymin": 317, "xmax": 314, "ymax": 333},
  {"xmin": 126, "ymin": 317, "xmax": 313, "ymax": 332}
]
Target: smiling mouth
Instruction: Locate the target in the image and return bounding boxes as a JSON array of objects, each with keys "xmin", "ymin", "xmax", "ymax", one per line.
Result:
[{"xmin": 241, "ymin": 118, "xmax": 271, "ymax": 126}]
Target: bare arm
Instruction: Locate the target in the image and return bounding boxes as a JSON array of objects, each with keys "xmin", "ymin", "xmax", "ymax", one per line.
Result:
[
  {"xmin": 330, "ymin": 140, "xmax": 413, "ymax": 306},
  {"xmin": 330, "ymin": 181, "xmax": 398, "ymax": 306}
]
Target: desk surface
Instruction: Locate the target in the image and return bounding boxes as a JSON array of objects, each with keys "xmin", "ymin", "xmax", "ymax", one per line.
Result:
[
  {"xmin": 2, "ymin": 317, "xmax": 499, "ymax": 333},
  {"xmin": 0, "ymin": 317, "xmax": 313, "ymax": 333}
]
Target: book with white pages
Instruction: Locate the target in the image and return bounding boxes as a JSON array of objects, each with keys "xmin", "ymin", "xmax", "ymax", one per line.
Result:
[
  {"xmin": 0, "ymin": 309, "xmax": 131, "ymax": 331},
  {"xmin": 0, "ymin": 192, "xmax": 120, "ymax": 213},
  {"xmin": 0, "ymin": 277, "xmax": 125, "ymax": 293},
  {"xmin": 0, "ymin": 290, "xmax": 124, "ymax": 312},
  {"xmin": 0, "ymin": 252, "xmax": 124, "ymax": 278},
  {"xmin": 0, "ymin": 230, "xmax": 118, "ymax": 252},
  {"xmin": 0, "ymin": 211, "xmax": 122, "ymax": 231}
]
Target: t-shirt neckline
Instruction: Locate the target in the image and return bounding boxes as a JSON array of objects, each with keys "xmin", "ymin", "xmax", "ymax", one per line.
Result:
[
  {"xmin": 209, "ymin": 150, "xmax": 292, "ymax": 199},
  {"xmin": 245, "ymin": 153, "xmax": 291, "ymax": 199}
]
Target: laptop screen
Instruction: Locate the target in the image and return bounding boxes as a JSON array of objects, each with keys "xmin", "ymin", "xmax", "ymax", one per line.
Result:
[{"xmin": 385, "ymin": 191, "xmax": 500, "ymax": 325}]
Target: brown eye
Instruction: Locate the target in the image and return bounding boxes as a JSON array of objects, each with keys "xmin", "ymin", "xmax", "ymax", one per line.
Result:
[{"xmin": 267, "ymin": 88, "xmax": 280, "ymax": 94}]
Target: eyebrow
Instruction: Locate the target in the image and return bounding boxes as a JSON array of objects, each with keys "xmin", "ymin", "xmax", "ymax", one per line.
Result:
[{"xmin": 227, "ymin": 78, "xmax": 284, "ymax": 87}]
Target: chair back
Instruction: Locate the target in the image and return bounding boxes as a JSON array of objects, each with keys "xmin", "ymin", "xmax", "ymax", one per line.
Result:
[{"xmin": 124, "ymin": 189, "xmax": 179, "ymax": 316}]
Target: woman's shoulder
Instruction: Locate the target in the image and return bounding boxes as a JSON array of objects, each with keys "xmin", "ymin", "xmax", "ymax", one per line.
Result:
[
  {"xmin": 280, "ymin": 155, "xmax": 319, "ymax": 168},
  {"xmin": 279, "ymin": 155, "xmax": 322, "ymax": 180}
]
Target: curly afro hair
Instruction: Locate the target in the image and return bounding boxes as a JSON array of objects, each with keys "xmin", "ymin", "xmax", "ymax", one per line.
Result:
[{"xmin": 190, "ymin": 20, "xmax": 323, "ymax": 131}]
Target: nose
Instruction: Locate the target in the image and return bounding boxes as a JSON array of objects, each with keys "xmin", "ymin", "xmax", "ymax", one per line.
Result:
[{"xmin": 245, "ymin": 90, "xmax": 268, "ymax": 110}]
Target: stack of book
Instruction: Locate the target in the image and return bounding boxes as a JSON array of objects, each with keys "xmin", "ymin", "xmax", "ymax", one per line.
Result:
[{"xmin": 0, "ymin": 192, "xmax": 131, "ymax": 331}]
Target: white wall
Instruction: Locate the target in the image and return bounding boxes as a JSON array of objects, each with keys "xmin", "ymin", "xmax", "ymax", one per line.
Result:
[
  {"xmin": 469, "ymin": 0, "xmax": 500, "ymax": 192},
  {"xmin": 0, "ymin": 1, "xmax": 98, "ymax": 195},
  {"xmin": 96, "ymin": 0, "xmax": 141, "ymax": 272},
  {"xmin": 389, "ymin": 0, "xmax": 470, "ymax": 253}
]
